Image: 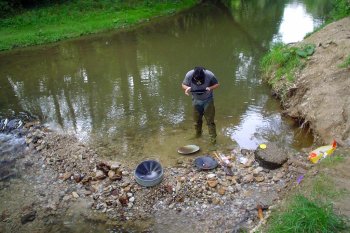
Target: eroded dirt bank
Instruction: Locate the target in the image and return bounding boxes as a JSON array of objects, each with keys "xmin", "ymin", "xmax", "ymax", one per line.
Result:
[{"xmin": 278, "ymin": 17, "xmax": 350, "ymax": 146}]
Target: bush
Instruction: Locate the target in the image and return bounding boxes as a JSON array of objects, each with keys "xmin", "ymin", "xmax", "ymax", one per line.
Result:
[{"xmin": 328, "ymin": 0, "xmax": 350, "ymax": 21}]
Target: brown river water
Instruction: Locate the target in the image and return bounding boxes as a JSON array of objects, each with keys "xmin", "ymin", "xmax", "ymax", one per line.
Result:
[{"xmin": 0, "ymin": 0, "xmax": 331, "ymax": 166}]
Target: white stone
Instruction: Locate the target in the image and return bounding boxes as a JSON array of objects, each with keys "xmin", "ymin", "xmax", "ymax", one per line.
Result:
[
  {"xmin": 72, "ymin": 192, "xmax": 79, "ymax": 198},
  {"xmin": 206, "ymin": 174, "xmax": 216, "ymax": 179},
  {"xmin": 111, "ymin": 162, "xmax": 121, "ymax": 170}
]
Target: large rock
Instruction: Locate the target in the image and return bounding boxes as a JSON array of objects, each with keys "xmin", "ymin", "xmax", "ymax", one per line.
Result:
[
  {"xmin": 254, "ymin": 143, "xmax": 288, "ymax": 169},
  {"xmin": 21, "ymin": 210, "xmax": 37, "ymax": 224}
]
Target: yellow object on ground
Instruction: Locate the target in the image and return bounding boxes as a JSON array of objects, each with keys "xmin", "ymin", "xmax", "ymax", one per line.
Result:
[
  {"xmin": 308, "ymin": 140, "xmax": 337, "ymax": 163},
  {"xmin": 259, "ymin": 144, "xmax": 267, "ymax": 149}
]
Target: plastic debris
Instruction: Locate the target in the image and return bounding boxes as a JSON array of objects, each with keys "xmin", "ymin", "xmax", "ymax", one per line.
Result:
[
  {"xmin": 308, "ymin": 140, "xmax": 337, "ymax": 163},
  {"xmin": 297, "ymin": 175, "xmax": 304, "ymax": 184}
]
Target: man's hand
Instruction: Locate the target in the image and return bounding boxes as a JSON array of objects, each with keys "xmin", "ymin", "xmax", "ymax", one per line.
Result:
[
  {"xmin": 185, "ymin": 87, "xmax": 191, "ymax": 96},
  {"xmin": 206, "ymin": 87, "xmax": 211, "ymax": 92}
]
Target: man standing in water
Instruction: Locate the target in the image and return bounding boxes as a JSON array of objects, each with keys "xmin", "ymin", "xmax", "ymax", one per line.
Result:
[{"xmin": 182, "ymin": 66, "xmax": 220, "ymax": 144}]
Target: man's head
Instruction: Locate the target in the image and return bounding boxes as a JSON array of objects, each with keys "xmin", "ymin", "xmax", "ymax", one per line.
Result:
[{"xmin": 192, "ymin": 66, "xmax": 205, "ymax": 85}]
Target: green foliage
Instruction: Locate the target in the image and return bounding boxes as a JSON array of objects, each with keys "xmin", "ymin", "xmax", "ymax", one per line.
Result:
[
  {"xmin": 295, "ymin": 44, "xmax": 316, "ymax": 58},
  {"xmin": 0, "ymin": 0, "xmax": 182, "ymax": 18},
  {"xmin": 0, "ymin": 0, "xmax": 198, "ymax": 51},
  {"xmin": 260, "ymin": 43, "xmax": 315, "ymax": 84},
  {"xmin": 328, "ymin": 0, "xmax": 350, "ymax": 21},
  {"xmin": 303, "ymin": 0, "xmax": 350, "ymax": 43},
  {"xmin": 338, "ymin": 54, "xmax": 350, "ymax": 68},
  {"xmin": 267, "ymin": 195, "xmax": 348, "ymax": 233},
  {"xmin": 0, "ymin": 0, "xmax": 68, "ymax": 18},
  {"xmin": 321, "ymin": 155, "xmax": 346, "ymax": 166}
]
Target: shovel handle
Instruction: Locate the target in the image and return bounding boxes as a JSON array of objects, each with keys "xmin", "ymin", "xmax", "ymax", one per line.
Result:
[{"xmin": 213, "ymin": 151, "xmax": 222, "ymax": 163}]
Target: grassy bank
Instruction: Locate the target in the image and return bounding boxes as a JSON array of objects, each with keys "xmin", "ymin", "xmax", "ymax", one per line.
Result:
[
  {"xmin": 0, "ymin": 0, "xmax": 198, "ymax": 51},
  {"xmin": 265, "ymin": 155, "xmax": 350, "ymax": 233},
  {"xmin": 260, "ymin": 43, "xmax": 315, "ymax": 102},
  {"xmin": 259, "ymin": 0, "xmax": 350, "ymax": 102}
]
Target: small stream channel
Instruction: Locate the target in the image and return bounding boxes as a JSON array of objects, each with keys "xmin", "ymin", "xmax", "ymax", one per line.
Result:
[{"xmin": 0, "ymin": 0, "xmax": 333, "ymax": 232}]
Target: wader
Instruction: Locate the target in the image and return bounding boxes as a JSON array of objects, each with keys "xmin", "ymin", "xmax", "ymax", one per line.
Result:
[{"xmin": 192, "ymin": 98, "xmax": 217, "ymax": 143}]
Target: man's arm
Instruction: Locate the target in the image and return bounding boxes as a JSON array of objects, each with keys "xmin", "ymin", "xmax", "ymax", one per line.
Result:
[
  {"xmin": 182, "ymin": 83, "xmax": 191, "ymax": 96},
  {"xmin": 207, "ymin": 83, "xmax": 219, "ymax": 91}
]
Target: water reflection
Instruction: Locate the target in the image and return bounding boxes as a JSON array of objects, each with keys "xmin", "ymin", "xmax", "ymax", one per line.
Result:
[
  {"xmin": 0, "ymin": 0, "xmax": 330, "ymax": 164},
  {"xmin": 274, "ymin": 2, "xmax": 323, "ymax": 43}
]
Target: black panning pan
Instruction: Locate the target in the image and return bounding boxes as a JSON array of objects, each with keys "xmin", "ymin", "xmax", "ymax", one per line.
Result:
[
  {"xmin": 194, "ymin": 156, "xmax": 218, "ymax": 170},
  {"xmin": 190, "ymin": 89, "xmax": 206, "ymax": 94}
]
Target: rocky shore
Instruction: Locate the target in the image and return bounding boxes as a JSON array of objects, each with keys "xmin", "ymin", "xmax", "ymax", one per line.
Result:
[{"xmin": 1, "ymin": 119, "xmax": 313, "ymax": 232}]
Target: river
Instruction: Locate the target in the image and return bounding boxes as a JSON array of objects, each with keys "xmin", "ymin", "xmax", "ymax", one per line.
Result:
[{"xmin": 0, "ymin": 1, "xmax": 332, "ymax": 166}]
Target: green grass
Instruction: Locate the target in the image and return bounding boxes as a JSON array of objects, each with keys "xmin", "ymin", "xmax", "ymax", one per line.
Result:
[
  {"xmin": 320, "ymin": 155, "xmax": 346, "ymax": 166},
  {"xmin": 338, "ymin": 54, "xmax": 350, "ymax": 68},
  {"xmin": 260, "ymin": 43, "xmax": 315, "ymax": 83},
  {"xmin": 328, "ymin": 0, "xmax": 350, "ymax": 21},
  {"xmin": 310, "ymin": 173, "xmax": 348, "ymax": 199},
  {"xmin": 267, "ymin": 195, "xmax": 348, "ymax": 233},
  {"xmin": 266, "ymin": 166, "xmax": 349, "ymax": 233},
  {"xmin": 0, "ymin": 0, "xmax": 198, "ymax": 51},
  {"xmin": 259, "ymin": 43, "xmax": 315, "ymax": 100}
]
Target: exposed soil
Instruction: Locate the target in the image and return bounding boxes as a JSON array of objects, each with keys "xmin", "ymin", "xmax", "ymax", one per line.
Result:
[
  {"xmin": 279, "ymin": 17, "xmax": 350, "ymax": 147},
  {"xmin": 324, "ymin": 154, "xmax": 350, "ymax": 219}
]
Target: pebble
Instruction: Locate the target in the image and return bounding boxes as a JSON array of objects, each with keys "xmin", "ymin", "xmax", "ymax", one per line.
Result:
[
  {"xmin": 255, "ymin": 176, "xmax": 265, "ymax": 182},
  {"xmin": 207, "ymin": 180, "xmax": 218, "ymax": 188},
  {"xmin": 253, "ymin": 167, "xmax": 264, "ymax": 174},
  {"xmin": 206, "ymin": 174, "xmax": 216, "ymax": 180},
  {"xmin": 218, "ymin": 187, "xmax": 226, "ymax": 195},
  {"xmin": 110, "ymin": 162, "xmax": 121, "ymax": 170},
  {"xmin": 62, "ymin": 172, "xmax": 72, "ymax": 181},
  {"xmin": 244, "ymin": 174, "xmax": 254, "ymax": 183},
  {"xmin": 95, "ymin": 170, "xmax": 106, "ymax": 180},
  {"xmin": 72, "ymin": 192, "xmax": 79, "ymax": 198}
]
